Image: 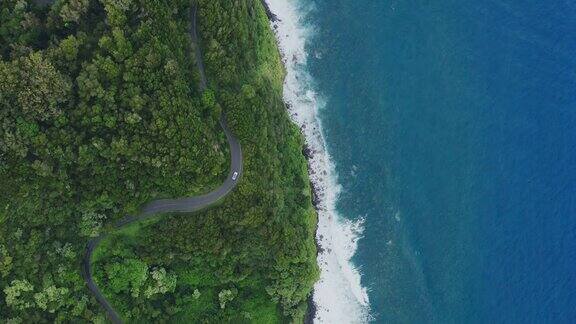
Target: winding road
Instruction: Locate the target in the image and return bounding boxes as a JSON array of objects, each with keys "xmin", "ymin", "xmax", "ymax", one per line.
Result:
[{"xmin": 81, "ymin": 5, "xmax": 242, "ymax": 323}]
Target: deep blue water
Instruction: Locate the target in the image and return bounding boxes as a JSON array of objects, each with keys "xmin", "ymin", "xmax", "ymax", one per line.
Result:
[{"xmin": 306, "ymin": 0, "xmax": 576, "ymax": 322}]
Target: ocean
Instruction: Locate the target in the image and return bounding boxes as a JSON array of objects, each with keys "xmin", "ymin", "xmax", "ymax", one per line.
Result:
[{"xmin": 266, "ymin": 0, "xmax": 576, "ymax": 323}]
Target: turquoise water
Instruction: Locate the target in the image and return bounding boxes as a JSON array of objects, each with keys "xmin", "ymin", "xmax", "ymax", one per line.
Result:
[{"xmin": 306, "ymin": 0, "xmax": 576, "ymax": 322}]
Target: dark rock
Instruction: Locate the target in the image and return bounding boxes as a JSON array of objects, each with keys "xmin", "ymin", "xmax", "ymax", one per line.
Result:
[
  {"xmin": 260, "ymin": 0, "xmax": 279, "ymax": 22},
  {"xmin": 302, "ymin": 144, "xmax": 313, "ymax": 159},
  {"xmin": 310, "ymin": 182, "xmax": 321, "ymax": 209},
  {"xmin": 304, "ymin": 291, "xmax": 318, "ymax": 324},
  {"xmin": 316, "ymin": 240, "xmax": 325, "ymax": 254}
]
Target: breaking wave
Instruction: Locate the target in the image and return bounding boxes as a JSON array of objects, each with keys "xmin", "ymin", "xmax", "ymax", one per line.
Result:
[{"xmin": 263, "ymin": 0, "xmax": 371, "ymax": 322}]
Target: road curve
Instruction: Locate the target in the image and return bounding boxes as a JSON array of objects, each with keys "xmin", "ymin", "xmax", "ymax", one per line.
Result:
[{"xmin": 81, "ymin": 5, "xmax": 242, "ymax": 323}]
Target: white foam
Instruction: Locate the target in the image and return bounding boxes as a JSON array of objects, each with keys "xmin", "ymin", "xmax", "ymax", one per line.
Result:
[{"xmin": 263, "ymin": 1, "xmax": 371, "ymax": 322}]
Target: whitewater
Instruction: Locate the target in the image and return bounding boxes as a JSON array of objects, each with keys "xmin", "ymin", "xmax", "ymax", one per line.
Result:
[{"xmin": 263, "ymin": 0, "xmax": 371, "ymax": 322}]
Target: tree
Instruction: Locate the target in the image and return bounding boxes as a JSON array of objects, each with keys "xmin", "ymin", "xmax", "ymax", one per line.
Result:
[
  {"xmin": 13, "ymin": 52, "xmax": 71, "ymax": 122},
  {"xmin": 218, "ymin": 288, "xmax": 237, "ymax": 309},
  {"xmin": 79, "ymin": 210, "xmax": 106, "ymax": 237},
  {"xmin": 105, "ymin": 259, "xmax": 148, "ymax": 298},
  {"xmin": 4, "ymin": 279, "xmax": 34, "ymax": 311},
  {"xmin": 0, "ymin": 245, "xmax": 12, "ymax": 278},
  {"xmin": 59, "ymin": 0, "xmax": 89, "ymax": 23},
  {"xmin": 143, "ymin": 268, "xmax": 177, "ymax": 299},
  {"xmin": 241, "ymin": 84, "xmax": 256, "ymax": 99},
  {"xmin": 33, "ymin": 285, "xmax": 70, "ymax": 313},
  {"xmin": 58, "ymin": 35, "xmax": 81, "ymax": 61}
]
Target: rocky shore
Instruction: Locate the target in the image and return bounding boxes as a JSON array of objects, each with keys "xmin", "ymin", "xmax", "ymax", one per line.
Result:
[
  {"xmin": 301, "ymin": 141, "xmax": 322, "ymax": 323},
  {"xmin": 260, "ymin": 0, "xmax": 279, "ymax": 22}
]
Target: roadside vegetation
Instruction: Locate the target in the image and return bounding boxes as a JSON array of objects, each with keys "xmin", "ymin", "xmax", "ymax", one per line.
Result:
[{"xmin": 0, "ymin": 0, "xmax": 318, "ymax": 322}]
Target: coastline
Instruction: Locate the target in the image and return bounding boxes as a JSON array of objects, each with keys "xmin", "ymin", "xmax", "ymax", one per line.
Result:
[
  {"xmin": 261, "ymin": 0, "xmax": 370, "ymax": 322},
  {"xmin": 301, "ymin": 142, "xmax": 320, "ymax": 323},
  {"xmin": 260, "ymin": 1, "xmax": 321, "ymax": 318}
]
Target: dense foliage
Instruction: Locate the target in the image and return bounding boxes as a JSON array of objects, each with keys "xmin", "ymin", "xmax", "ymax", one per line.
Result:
[{"xmin": 1, "ymin": 0, "xmax": 318, "ymax": 322}]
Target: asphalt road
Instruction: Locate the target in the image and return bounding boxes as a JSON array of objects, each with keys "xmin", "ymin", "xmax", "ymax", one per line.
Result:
[{"xmin": 81, "ymin": 5, "xmax": 242, "ymax": 323}]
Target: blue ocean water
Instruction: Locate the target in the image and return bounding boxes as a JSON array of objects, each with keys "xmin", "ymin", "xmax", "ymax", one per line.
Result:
[{"xmin": 305, "ymin": 0, "xmax": 576, "ymax": 322}]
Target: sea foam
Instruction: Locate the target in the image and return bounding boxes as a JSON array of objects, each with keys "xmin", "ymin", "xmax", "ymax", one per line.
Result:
[{"xmin": 263, "ymin": 0, "xmax": 371, "ymax": 322}]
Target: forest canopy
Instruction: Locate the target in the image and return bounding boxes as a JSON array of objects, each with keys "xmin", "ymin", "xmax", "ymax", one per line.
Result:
[{"xmin": 0, "ymin": 0, "xmax": 317, "ymax": 322}]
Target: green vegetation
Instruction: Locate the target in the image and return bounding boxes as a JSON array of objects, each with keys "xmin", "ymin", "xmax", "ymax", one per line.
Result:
[{"xmin": 1, "ymin": 0, "xmax": 318, "ymax": 322}]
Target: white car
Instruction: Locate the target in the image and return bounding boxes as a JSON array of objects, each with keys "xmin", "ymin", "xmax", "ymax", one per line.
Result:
[{"xmin": 232, "ymin": 172, "xmax": 238, "ymax": 181}]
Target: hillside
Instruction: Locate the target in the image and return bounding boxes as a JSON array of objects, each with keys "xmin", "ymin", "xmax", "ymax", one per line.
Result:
[{"xmin": 0, "ymin": 0, "xmax": 318, "ymax": 322}]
